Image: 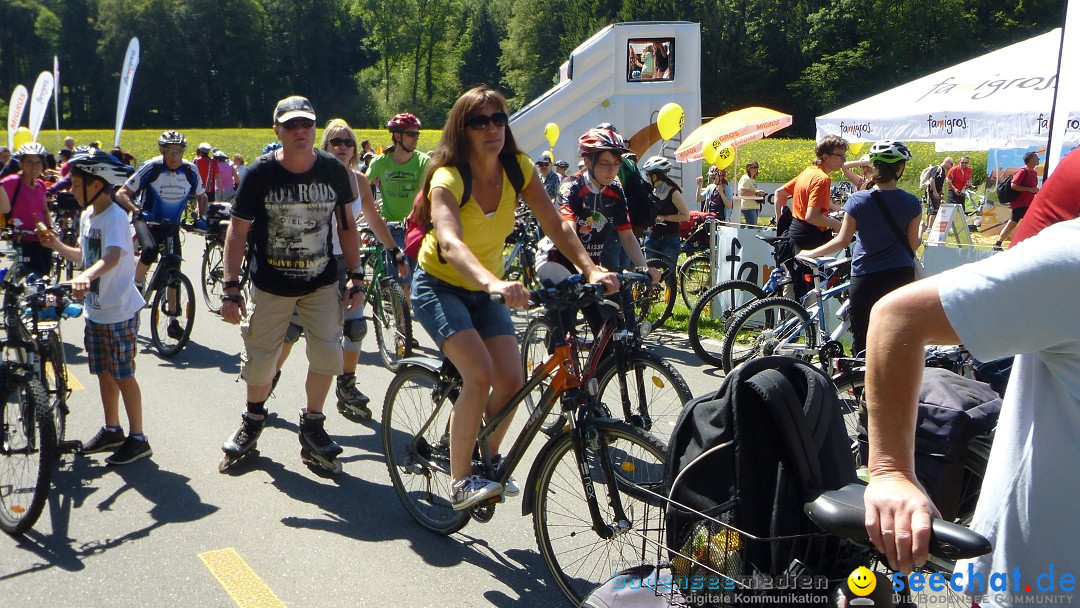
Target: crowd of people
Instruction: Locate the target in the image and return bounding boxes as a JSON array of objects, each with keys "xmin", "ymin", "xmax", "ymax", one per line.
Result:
[{"xmin": 6, "ymin": 82, "xmax": 1075, "ymax": 606}]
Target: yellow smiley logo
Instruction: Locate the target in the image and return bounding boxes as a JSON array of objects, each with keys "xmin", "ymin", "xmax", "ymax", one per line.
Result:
[{"xmin": 847, "ymin": 567, "xmax": 877, "ymax": 597}]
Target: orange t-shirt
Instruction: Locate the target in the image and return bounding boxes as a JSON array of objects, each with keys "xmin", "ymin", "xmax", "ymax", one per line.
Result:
[{"xmin": 783, "ymin": 165, "xmax": 832, "ymax": 231}]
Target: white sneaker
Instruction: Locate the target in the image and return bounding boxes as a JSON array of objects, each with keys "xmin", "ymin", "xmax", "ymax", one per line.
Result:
[
  {"xmin": 502, "ymin": 476, "xmax": 520, "ymax": 498},
  {"xmin": 451, "ymin": 475, "xmax": 503, "ymax": 510}
]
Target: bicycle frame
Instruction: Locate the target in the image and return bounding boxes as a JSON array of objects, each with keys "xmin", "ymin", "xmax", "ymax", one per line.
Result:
[
  {"xmin": 144, "ymin": 222, "xmax": 184, "ymax": 297},
  {"xmin": 404, "ymin": 304, "xmax": 634, "ymax": 538}
]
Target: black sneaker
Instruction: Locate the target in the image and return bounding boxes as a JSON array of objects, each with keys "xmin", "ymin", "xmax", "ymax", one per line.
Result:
[
  {"xmin": 167, "ymin": 319, "xmax": 185, "ymax": 340},
  {"xmin": 81, "ymin": 427, "xmax": 125, "ymax": 454},
  {"xmin": 105, "ymin": 437, "xmax": 153, "ymax": 465}
]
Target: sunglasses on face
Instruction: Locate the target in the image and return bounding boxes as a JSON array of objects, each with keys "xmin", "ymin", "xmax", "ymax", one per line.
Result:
[
  {"xmin": 162, "ymin": 147, "xmax": 186, "ymax": 156},
  {"xmin": 466, "ymin": 112, "xmax": 509, "ymax": 130},
  {"xmin": 402, "ymin": 131, "xmax": 421, "ymax": 138},
  {"xmin": 281, "ymin": 118, "xmax": 315, "ymax": 130},
  {"xmin": 329, "ymin": 137, "xmax": 356, "ymax": 148}
]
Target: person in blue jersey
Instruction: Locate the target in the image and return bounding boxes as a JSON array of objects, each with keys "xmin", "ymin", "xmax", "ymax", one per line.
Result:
[{"xmin": 116, "ymin": 130, "xmax": 209, "ymax": 296}]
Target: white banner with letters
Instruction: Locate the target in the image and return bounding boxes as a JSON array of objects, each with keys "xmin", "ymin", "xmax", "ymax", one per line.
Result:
[
  {"xmin": 114, "ymin": 37, "xmax": 140, "ymax": 148},
  {"xmin": 28, "ymin": 71, "xmax": 54, "ymax": 142},
  {"xmin": 7, "ymin": 85, "xmax": 28, "ymax": 150}
]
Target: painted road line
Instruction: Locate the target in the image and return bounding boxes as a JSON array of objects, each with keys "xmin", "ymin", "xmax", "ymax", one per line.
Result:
[
  {"xmin": 66, "ymin": 366, "xmax": 83, "ymax": 391},
  {"xmin": 199, "ymin": 548, "xmax": 287, "ymax": 608}
]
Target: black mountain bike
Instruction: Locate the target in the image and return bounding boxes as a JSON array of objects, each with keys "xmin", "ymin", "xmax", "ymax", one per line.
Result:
[{"xmin": 139, "ymin": 220, "xmax": 195, "ymax": 357}]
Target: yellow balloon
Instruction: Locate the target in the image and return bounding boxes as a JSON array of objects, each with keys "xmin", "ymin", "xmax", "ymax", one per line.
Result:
[
  {"xmin": 849, "ymin": 142, "xmax": 866, "ymax": 155},
  {"xmin": 713, "ymin": 144, "xmax": 735, "ymax": 170},
  {"xmin": 544, "ymin": 122, "xmax": 560, "ymax": 148},
  {"xmin": 657, "ymin": 103, "xmax": 684, "ymax": 140},
  {"xmin": 12, "ymin": 127, "xmax": 32, "ymax": 151},
  {"xmin": 703, "ymin": 137, "xmax": 723, "ymax": 165}
]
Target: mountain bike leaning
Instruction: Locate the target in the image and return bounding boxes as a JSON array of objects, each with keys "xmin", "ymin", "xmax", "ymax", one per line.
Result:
[
  {"xmin": 382, "ymin": 276, "xmax": 668, "ymax": 605},
  {"xmin": 0, "ymin": 272, "xmax": 81, "ymax": 535},
  {"xmin": 358, "ymin": 224, "xmax": 413, "ymax": 370},
  {"xmin": 195, "ymin": 202, "xmax": 251, "ymax": 314}
]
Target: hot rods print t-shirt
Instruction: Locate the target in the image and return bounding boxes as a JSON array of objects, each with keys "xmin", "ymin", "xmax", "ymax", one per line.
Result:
[{"xmin": 232, "ymin": 150, "xmax": 353, "ymax": 297}]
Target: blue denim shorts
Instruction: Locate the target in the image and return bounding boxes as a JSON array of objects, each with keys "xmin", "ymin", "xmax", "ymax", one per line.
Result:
[{"xmin": 411, "ymin": 269, "xmax": 515, "ymax": 348}]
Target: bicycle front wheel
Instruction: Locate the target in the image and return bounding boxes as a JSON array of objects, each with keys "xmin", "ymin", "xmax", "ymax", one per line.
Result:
[
  {"xmin": 594, "ymin": 350, "xmax": 692, "ymax": 443},
  {"xmin": 200, "ymin": 239, "xmax": 225, "ymax": 314},
  {"xmin": 381, "ymin": 365, "xmax": 469, "ymax": 535},
  {"xmin": 149, "ymin": 272, "xmax": 196, "ymax": 357},
  {"xmin": 830, "ymin": 369, "xmax": 866, "ymax": 463},
  {"xmin": 532, "ymin": 420, "xmax": 667, "ymax": 606},
  {"xmin": 678, "ymin": 252, "xmax": 711, "ymax": 309},
  {"xmin": 0, "ymin": 374, "xmax": 56, "ymax": 536},
  {"xmin": 372, "ymin": 278, "xmax": 413, "ymax": 370},
  {"xmin": 721, "ymin": 297, "xmax": 816, "ymax": 373},
  {"xmin": 632, "ymin": 258, "xmax": 676, "ymax": 327},
  {"xmin": 42, "ymin": 330, "xmax": 68, "ymax": 444},
  {"xmin": 687, "ymin": 280, "xmax": 767, "ymax": 368}
]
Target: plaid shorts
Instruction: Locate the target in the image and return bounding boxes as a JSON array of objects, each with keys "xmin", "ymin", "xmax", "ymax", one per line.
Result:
[{"xmin": 84, "ymin": 316, "xmax": 140, "ymax": 379}]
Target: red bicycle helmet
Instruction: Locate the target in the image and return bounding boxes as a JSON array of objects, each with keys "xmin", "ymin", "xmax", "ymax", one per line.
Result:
[
  {"xmin": 577, "ymin": 127, "xmax": 628, "ymax": 155},
  {"xmin": 386, "ymin": 113, "xmax": 422, "ymax": 132}
]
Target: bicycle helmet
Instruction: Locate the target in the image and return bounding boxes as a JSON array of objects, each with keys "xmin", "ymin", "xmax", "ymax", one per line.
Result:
[
  {"xmin": 641, "ymin": 155, "xmax": 672, "ymax": 174},
  {"xmin": 386, "ymin": 113, "xmax": 422, "ymax": 133},
  {"xmin": 13, "ymin": 142, "xmax": 48, "ymax": 159},
  {"xmin": 595, "ymin": 122, "xmax": 620, "ymax": 134},
  {"xmin": 707, "ymin": 166, "xmax": 720, "ymax": 178},
  {"xmin": 554, "ymin": 160, "xmax": 569, "ymax": 169},
  {"xmin": 262, "ymin": 142, "xmax": 282, "ymax": 154},
  {"xmin": 577, "ymin": 127, "xmax": 628, "ymax": 155},
  {"xmin": 213, "ymin": 150, "xmax": 228, "ymax": 161},
  {"xmin": 67, "ymin": 148, "xmax": 135, "ymax": 186},
  {"xmin": 196, "ymin": 142, "xmax": 212, "ymax": 153},
  {"xmin": 158, "ymin": 130, "xmax": 187, "ymax": 147},
  {"xmin": 868, "ymin": 140, "xmax": 912, "ymax": 164}
]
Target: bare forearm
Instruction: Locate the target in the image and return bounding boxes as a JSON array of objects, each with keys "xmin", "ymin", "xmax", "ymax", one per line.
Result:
[
  {"xmin": 223, "ymin": 222, "xmax": 249, "ymax": 282},
  {"xmin": 115, "ymin": 188, "xmax": 140, "ymax": 214}
]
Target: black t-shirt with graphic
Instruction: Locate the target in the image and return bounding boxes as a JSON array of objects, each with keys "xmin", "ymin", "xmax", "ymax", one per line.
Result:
[
  {"xmin": 232, "ymin": 149, "xmax": 352, "ymax": 297},
  {"xmin": 555, "ymin": 173, "xmax": 632, "ymax": 264}
]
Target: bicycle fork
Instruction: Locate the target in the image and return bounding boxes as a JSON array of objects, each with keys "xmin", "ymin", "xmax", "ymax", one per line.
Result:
[{"xmin": 567, "ymin": 405, "xmax": 632, "ymax": 540}]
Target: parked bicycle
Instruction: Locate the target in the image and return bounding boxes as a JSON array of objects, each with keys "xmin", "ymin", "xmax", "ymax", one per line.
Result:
[
  {"xmin": 502, "ymin": 210, "xmax": 540, "ymax": 290},
  {"xmin": 719, "ymin": 255, "xmax": 852, "ymax": 373},
  {"xmin": 520, "ymin": 271, "xmax": 692, "ymax": 442},
  {"xmin": 0, "ymin": 272, "xmax": 81, "ymax": 535},
  {"xmin": 138, "ymin": 220, "xmax": 195, "ymax": 357},
  {"xmin": 382, "ymin": 276, "xmax": 667, "ymax": 605},
  {"xmin": 686, "ymin": 234, "xmax": 797, "ymax": 368},
  {"xmin": 47, "ymin": 192, "xmax": 82, "ymax": 284}
]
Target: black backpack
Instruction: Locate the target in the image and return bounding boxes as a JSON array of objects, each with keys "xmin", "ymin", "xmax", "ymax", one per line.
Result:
[
  {"xmin": 996, "ymin": 172, "xmax": 1019, "ymax": 204},
  {"xmin": 619, "ymin": 157, "xmax": 660, "ymax": 230},
  {"xmin": 664, "ymin": 357, "xmax": 858, "ymax": 590}
]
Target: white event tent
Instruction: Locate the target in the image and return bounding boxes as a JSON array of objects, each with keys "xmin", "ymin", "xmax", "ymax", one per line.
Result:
[{"xmin": 815, "ymin": 29, "xmax": 1076, "ymax": 150}]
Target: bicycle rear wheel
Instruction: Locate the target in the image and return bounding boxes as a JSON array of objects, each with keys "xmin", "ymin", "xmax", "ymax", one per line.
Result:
[
  {"xmin": 594, "ymin": 350, "xmax": 692, "ymax": 444},
  {"xmin": 200, "ymin": 239, "xmax": 225, "ymax": 313},
  {"xmin": 678, "ymin": 252, "xmax": 711, "ymax": 309},
  {"xmin": 382, "ymin": 365, "xmax": 469, "ymax": 535},
  {"xmin": 372, "ymin": 278, "xmax": 413, "ymax": 370},
  {"xmin": 687, "ymin": 280, "xmax": 766, "ymax": 368},
  {"xmin": 532, "ymin": 420, "xmax": 666, "ymax": 606},
  {"xmin": 721, "ymin": 297, "xmax": 816, "ymax": 373},
  {"xmin": 149, "ymin": 272, "xmax": 196, "ymax": 357},
  {"xmin": 0, "ymin": 373, "xmax": 56, "ymax": 536}
]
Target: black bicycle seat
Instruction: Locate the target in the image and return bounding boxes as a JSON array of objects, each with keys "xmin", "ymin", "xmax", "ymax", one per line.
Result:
[
  {"xmin": 755, "ymin": 235, "xmax": 786, "ymax": 246},
  {"xmin": 804, "ymin": 482, "xmax": 991, "ymax": 560}
]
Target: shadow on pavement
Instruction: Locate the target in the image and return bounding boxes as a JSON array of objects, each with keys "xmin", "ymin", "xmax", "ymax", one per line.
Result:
[{"xmin": 0, "ymin": 454, "xmax": 217, "ymax": 582}]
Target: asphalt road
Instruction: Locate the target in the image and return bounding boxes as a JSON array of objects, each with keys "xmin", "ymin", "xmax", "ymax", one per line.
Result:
[{"xmin": 0, "ymin": 235, "xmax": 728, "ymax": 608}]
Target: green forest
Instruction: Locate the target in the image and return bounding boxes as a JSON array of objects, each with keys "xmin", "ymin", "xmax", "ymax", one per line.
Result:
[{"xmin": 0, "ymin": 0, "xmax": 1066, "ymax": 134}]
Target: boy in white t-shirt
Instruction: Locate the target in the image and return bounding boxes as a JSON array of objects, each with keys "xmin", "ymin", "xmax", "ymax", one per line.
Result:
[{"xmin": 40, "ymin": 150, "xmax": 150, "ymax": 465}]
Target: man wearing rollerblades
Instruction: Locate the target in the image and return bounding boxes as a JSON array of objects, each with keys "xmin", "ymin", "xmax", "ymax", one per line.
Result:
[{"xmin": 217, "ymin": 96, "xmax": 364, "ymax": 473}]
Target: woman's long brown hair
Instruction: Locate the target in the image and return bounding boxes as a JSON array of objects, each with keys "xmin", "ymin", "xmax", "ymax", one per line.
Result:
[{"xmin": 413, "ymin": 85, "xmax": 522, "ymax": 225}]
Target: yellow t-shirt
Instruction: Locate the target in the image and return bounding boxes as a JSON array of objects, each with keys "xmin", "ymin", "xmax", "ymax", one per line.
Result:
[{"xmin": 418, "ymin": 152, "xmax": 534, "ymax": 289}]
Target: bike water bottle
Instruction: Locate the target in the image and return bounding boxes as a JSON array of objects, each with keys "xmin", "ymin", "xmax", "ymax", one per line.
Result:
[{"xmin": 61, "ymin": 301, "xmax": 84, "ymax": 319}]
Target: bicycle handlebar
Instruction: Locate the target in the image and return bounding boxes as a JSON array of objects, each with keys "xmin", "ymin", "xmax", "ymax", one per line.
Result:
[{"xmin": 490, "ymin": 274, "xmax": 606, "ymax": 310}]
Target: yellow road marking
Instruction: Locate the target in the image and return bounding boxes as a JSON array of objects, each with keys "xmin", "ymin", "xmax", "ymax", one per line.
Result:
[
  {"xmin": 65, "ymin": 366, "xmax": 83, "ymax": 391},
  {"xmin": 199, "ymin": 548, "xmax": 287, "ymax": 608}
]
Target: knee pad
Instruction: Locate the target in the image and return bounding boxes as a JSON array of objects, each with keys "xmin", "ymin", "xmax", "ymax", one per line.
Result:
[
  {"xmin": 139, "ymin": 244, "xmax": 161, "ymax": 267},
  {"xmin": 344, "ymin": 318, "xmax": 367, "ymax": 342},
  {"xmin": 284, "ymin": 322, "xmax": 304, "ymax": 343}
]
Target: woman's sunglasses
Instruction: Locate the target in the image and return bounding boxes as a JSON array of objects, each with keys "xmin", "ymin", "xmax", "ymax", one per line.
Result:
[
  {"xmin": 329, "ymin": 137, "xmax": 356, "ymax": 148},
  {"xmin": 466, "ymin": 112, "xmax": 509, "ymax": 131}
]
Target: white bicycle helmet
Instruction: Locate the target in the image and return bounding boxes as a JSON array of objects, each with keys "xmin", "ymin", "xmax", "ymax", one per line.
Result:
[
  {"xmin": 158, "ymin": 130, "xmax": 187, "ymax": 147},
  {"xmin": 196, "ymin": 142, "xmax": 212, "ymax": 153},
  {"xmin": 68, "ymin": 148, "xmax": 135, "ymax": 186},
  {"xmin": 13, "ymin": 142, "xmax": 48, "ymax": 159},
  {"xmin": 641, "ymin": 155, "xmax": 672, "ymax": 174}
]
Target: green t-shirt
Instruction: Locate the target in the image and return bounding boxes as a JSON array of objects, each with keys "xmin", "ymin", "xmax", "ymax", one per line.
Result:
[{"xmin": 365, "ymin": 151, "xmax": 431, "ymax": 221}]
